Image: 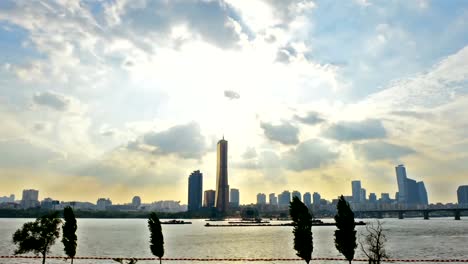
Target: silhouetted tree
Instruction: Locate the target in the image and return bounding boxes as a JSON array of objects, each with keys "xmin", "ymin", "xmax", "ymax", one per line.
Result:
[
  {"xmin": 148, "ymin": 212, "xmax": 164, "ymax": 264},
  {"xmin": 289, "ymin": 196, "xmax": 313, "ymax": 264},
  {"xmin": 62, "ymin": 206, "xmax": 77, "ymax": 264},
  {"xmin": 334, "ymin": 195, "xmax": 357, "ymax": 264},
  {"xmin": 360, "ymin": 220, "xmax": 389, "ymax": 264},
  {"xmin": 12, "ymin": 212, "xmax": 62, "ymax": 264}
]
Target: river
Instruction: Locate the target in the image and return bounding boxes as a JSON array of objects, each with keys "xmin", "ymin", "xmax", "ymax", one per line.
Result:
[{"xmin": 0, "ymin": 218, "xmax": 466, "ymax": 263}]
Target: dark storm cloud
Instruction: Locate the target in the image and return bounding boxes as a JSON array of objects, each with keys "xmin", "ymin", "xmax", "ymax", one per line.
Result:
[
  {"xmin": 119, "ymin": 0, "xmax": 247, "ymax": 49},
  {"xmin": 141, "ymin": 122, "xmax": 207, "ymax": 159},
  {"xmin": 353, "ymin": 141, "xmax": 416, "ymax": 161},
  {"xmin": 294, "ymin": 111, "xmax": 325, "ymax": 125},
  {"xmin": 260, "ymin": 121, "xmax": 299, "ymax": 145},
  {"xmin": 33, "ymin": 91, "xmax": 70, "ymax": 111},
  {"xmin": 224, "ymin": 90, "xmax": 240, "ymax": 100},
  {"xmin": 323, "ymin": 119, "xmax": 387, "ymax": 141},
  {"xmin": 282, "ymin": 139, "xmax": 339, "ymax": 171}
]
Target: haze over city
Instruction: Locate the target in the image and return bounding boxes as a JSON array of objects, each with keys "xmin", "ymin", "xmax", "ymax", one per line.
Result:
[{"xmin": 1, "ymin": 0, "xmax": 468, "ymax": 205}]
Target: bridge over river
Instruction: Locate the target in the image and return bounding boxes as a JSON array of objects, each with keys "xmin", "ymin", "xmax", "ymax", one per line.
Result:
[{"xmin": 354, "ymin": 208, "xmax": 468, "ymax": 220}]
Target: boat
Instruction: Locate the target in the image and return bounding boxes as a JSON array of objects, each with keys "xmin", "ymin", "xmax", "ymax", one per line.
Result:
[{"xmin": 161, "ymin": 219, "xmax": 192, "ymax": 224}]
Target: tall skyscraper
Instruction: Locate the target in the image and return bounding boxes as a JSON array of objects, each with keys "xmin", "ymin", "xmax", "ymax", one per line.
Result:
[
  {"xmin": 278, "ymin": 190, "xmax": 291, "ymax": 206},
  {"xmin": 292, "ymin": 191, "xmax": 301, "ymax": 201},
  {"xmin": 457, "ymin": 185, "xmax": 468, "ymax": 205},
  {"xmin": 396, "ymin": 164, "xmax": 408, "ymax": 203},
  {"xmin": 303, "ymin": 192, "xmax": 311, "ymax": 207},
  {"xmin": 269, "ymin": 193, "xmax": 278, "ymax": 205},
  {"xmin": 352, "ymin": 180, "xmax": 362, "ymax": 203},
  {"xmin": 204, "ymin": 190, "xmax": 216, "ymax": 208},
  {"xmin": 360, "ymin": 188, "xmax": 367, "ymax": 203},
  {"xmin": 188, "ymin": 170, "xmax": 203, "ymax": 211},
  {"xmin": 215, "ymin": 138, "xmax": 229, "ymax": 213},
  {"xmin": 230, "ymin": 188, "xmax": 240, "ymax": 208},
  {"xmin": 21, "ymin": 189, "xmax": 39, "ymax": 209},
  {"xmin": 257, "ymin": 193, "xmax": 267, "ymax": 204},
  {"xmin": 313, "ymin": 192, "xmax": 321, "ymax": 205},
  {"xmin": 417, "ymin": 181, "xmax": 428, "ymax": 205}
]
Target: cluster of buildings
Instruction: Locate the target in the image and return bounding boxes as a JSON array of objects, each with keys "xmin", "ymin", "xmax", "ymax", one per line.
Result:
[{"xmin": 187, "ymin": 138, "xmax": 239, "ymax": 213}]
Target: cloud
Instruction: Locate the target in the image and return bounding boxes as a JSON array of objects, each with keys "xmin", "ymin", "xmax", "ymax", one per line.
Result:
[
  {"xmin": 260, "ymin": 121, "xmax": 299, "ymax": 145},
  {"xmin": 242, "ymin": 147, "xmax": 257, "ymax": 159},
  {"xmin": 33, "ymin": 91, "xmax": 70, "ymax": 111},
  {"xmin": 294, "ymin": 111, "xmax": 325, "ymax": 125},
  {"xmin": 0, "ymin": 139, "xmax": 63, "ymax": 168},
  {"xmin": 353, "ymin": 141, "xmax": 416, "ymax": 161},
  {"xmin": 114, "ymin": 0, "xmax": 246, "ymax": 49},
  {"xmin": 140, "ymin": 122, "xmax": 208, "ymax": 159},
  {"xmin": 282, "ymin": 139, "xmax": 339, "ymax": 171},
  {"xmin": 323, "ymin": 119, "xmax": 387, "ymax": 141},
  {"xmin": 224, "ymin": 90, "xmax": 240, "ymax": 100}
]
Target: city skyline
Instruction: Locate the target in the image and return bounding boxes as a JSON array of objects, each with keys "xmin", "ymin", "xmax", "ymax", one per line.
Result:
[{"xmin": 1, "ymin": 1, "xmax": 468, "ymax": 204}]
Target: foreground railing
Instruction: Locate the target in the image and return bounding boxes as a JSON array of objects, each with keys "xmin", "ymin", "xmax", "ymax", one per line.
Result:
[{"xmin": 1, "ymin": 256, "xmax": 468, "ymax": 262}]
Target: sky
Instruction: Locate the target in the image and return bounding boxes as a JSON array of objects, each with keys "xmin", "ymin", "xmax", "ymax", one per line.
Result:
[{"xmin": 1, "ymin": 0, "xmax": 468, "ymax": 205}]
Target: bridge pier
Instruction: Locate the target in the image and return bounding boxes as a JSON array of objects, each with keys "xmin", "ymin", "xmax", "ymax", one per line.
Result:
[
  {"xmin": 455, "ymin": 210, "xmax": 461, "ymax": 220},
  {"xmin": 398, "ymin": 211, "xmax": 404, "ymax": 219},
  {"xmin": 423, "ymin": 211, "xmax": 429, "ymax": 220}
]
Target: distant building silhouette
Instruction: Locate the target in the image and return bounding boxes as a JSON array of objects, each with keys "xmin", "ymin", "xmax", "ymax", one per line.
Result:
[
  {"xmin": 215, "ymin": 138, "xmax": 229, "ymax": 213},
  {"xmin": 351, "ymin": 181, "xmax": 361, "ymax": 203},
  {"xmin": 396, "ymin": 164, "xmax": 408, "ymax": 203},
  {"xmin": 230, "ymin": 188, "xmax": 240, "ymax": 208},
  {"xmin": 132, "ymin": 196, "xmax": 141, "ymax": 207},
  {"xmin": 256, "ymin": 193, "xmax": 266, "ymax": 205},
  {"xmin": 278, "ymin": 190, "xmax": 291, "ymax": 206},
  {"xmin": 204, "ymin": 190, "xmax": 216, "ymax": 208},
  {"xmin": 369, "ymin": 193, "xmax": 377, "ymax": 203},
  {"xmin": 313, "ymin": 192, "xmax": 321, "ymax": 205},
  {"xmin": 0, "ymin": 194, "xmax": 15, "ymax": 203},
  {"xmin": 380, "ymin": 193, "xmax": 391, "ymax": 203},
  {"xmin": 292, "ymin": 191, "xmax": 301, "ymax": 202},
  {"xmin": 395, "ymin": 164, "xmax": 428, "ymax": 205},
  {"xmin": 96, "ymin": 198, "xmax": 112, "ymax": 210},
  {"xmin": 21, "ymin": 189, "xmax": 39, "ymax": 209},
  {"xmin": 458, "ymin": 185, "xmax": 468, "ymax": 205},
  {"xmin": 360, "ymin": 188, "xmax": 367, "ymax": 203},
  {"xmin": 40, "ymin": 197, "xmax": 59, "ymax": 209},
  {"xmin": 269, "ymin": 193, "xmax": 278, "ymax": 205},
  {"xmin": 188, "ymin": 170, "xmax": 203, "ymax": 211},
  {"xmin": 303, "ymin": 192, "xmax": 311, "ymax": 207}
]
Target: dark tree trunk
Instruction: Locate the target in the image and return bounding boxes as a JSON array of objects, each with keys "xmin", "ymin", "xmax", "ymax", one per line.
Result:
[
  {"xmin": 159, "ymin": 257, "xmax": 162, "ymax": 264},
  {"xmin": 71, "ymin": 257, "xmax": 74, "ymax": 264},
  {"xmin": 42, "ymin": 252, "xmax": 46, "ymax": 264}
]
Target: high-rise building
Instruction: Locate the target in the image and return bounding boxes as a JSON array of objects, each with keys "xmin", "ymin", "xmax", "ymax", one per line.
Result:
[
  {"xmin": 396, "ymin": 164, "xmax": 408, "ymax": 203},
  {"xmin": 257, "ymin": 193, "xmax": 267, "ymax": 205},
  {"xmin": 21, "ymin": 189, "xmax": 39, "ymax": 209},
  {"xmin": 215, "ymin": 138, "xmax": 229, "ymax": 213},
  {"xmin": 188, "ymin": 170, "xmax": 203, "ymax": 211},
  {"xmin": 381, "ymin": 193, "xmax": 391, "ymax": 203},
  {"xmin": 204, "ymin": 190, "xmax": 216, "ymax": 208},
  {"xmin": 352, "ymin": 181, "xmax": 361, "ymax": 203},
  {"xmin": 292, "ymin": 191, "xmax": 301, "ymax": 201},
  {"xmin": 417, "ymin": 181, "xmax": 428, "ymax": 205},
  {"xmin": 230, "ymin": 188, "xmax": 240, "ymax": 208},
  {"xmin": 269, "ymin": 193, "xmax": 278, "ymax": 205},
  {"xmin": 360, "ymin": 188, "xmax": 367, "ymax": 203},
  {"xmin": 132, "ymin": 196, "xmax": 141, "ymax": 207},
  {"xmin": 369, "ymin": 193, "xmax": 377, "ymax": 203},
  {"xmin": 313, "ymin": 192, "xmax": 321, "ymax": 205},
  {"xmin": 457, "ymin": 185, "xmax": 468, "ymax": 205},
  {"xmin": 278, "ymin": 190, "xmax": 291, "ymax": 206},
  {"xmin": 303, "ymin": 192, "xmax": 311, "ymax": 207}
]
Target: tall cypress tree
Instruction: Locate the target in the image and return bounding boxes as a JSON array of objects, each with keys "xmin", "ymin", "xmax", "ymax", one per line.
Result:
[
  {"xmin": 62, "ymin": 206, "xmax": 77, "ymax": 264},
  {"xmin": 289, "ymin": 196, "xmax": 313, "ymax": 264},
  {"xmin": 334, "ymin": 195, "xmax": 357, "ymax": 264},
  {"xmin": 148, "ymin": 212, "xmax": 164, "ymax": 264}
]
